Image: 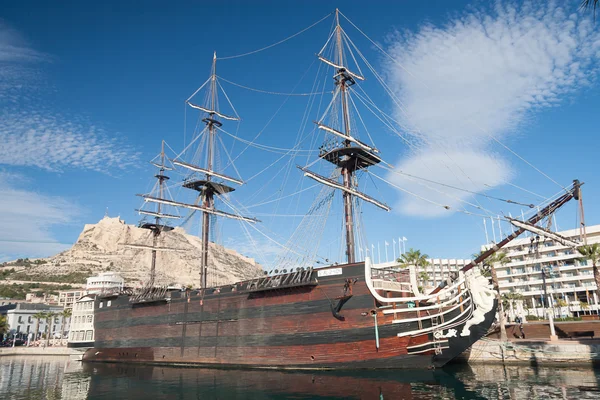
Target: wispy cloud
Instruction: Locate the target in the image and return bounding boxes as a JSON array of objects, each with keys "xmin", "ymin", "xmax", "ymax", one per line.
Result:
[
  {"xmin": 385, "ymin": 1, "xmax": 600, "ymax": 216},
  {"xmin": 0, "ymin": 171, "xmax": 78, "ymax": 261},
  {"xmin": 0, "ymin": 20, "xmax": 139, "ymax": 172}
]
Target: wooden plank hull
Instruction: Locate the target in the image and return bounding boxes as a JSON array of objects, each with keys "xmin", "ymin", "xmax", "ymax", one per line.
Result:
[{"xmin": 83, "ymin": 263, "xmax": 496, "ymax": 369}]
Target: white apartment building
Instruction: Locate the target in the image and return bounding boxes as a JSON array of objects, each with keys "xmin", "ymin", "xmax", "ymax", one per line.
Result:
[
  {"xmin": 485, "ymin": 224, "xmax": 600, "ymax": 319},
  {"xmin": 422, "ymin": 259, "xmax": 471, "ymax": 288},
  {"xmin": 86, "ymin": 272, "xmax": 124, "ymax": 294},
  {"xmin": 57, "ymin": 289, "xmax": 86, "ymax": 310},
  {"xmin": 0, "ymin": 303, "xmax": 66, "ymax": 341},
  {"xmin": 68, "ymin": 294, "xmax": 96, "ymax": 347}
]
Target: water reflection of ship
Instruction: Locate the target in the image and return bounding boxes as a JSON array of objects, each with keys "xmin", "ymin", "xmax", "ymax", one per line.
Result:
[
  {"xmin": 61, "ymin": 358, "xmax": 91, "ymax": 400},
  {"xmin": 82, "ymin": 362, "xmax": 486, "ymax": 400}
]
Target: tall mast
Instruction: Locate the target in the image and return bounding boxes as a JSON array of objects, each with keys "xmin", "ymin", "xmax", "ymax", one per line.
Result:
[
  {"xmin": 336, "ymin": 10, "xmax": 356, "ymax": 264},
  {"xmin": 144, "ymin": 52, "xmax": 257, "ymax": 290},
  {"xmin": 149, "ymin": 141, "xmax": 168, "ymax": 287},
  {"xmin": 136, "ymin": 139, "xmax": 180, "ymax": 287},
  {"xmin": 200, "ymin": 52, "xmax": 218, "ymax": 290},
  {"xmin": 302, "ymin": 9, "xmax": 390, "ymax": 265}
]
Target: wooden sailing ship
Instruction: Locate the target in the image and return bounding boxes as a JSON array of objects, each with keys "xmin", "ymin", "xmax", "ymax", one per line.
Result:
[{"xmin": 83, "ymin": 10, "xmax": 582, "ymax": 369}]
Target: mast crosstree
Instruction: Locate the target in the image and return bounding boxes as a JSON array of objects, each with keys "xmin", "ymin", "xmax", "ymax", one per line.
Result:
[{"xmin": 301, "ymin": 9, "xmax": 389, "ymax": 264}]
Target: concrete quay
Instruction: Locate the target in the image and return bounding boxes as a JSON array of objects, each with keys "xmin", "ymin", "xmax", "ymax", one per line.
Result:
[
  {"xmin": 0, "ymin": 346, "xmax": 76, "ymax": 357},
  {"xmin": 458, "ymin": 338, "xmax": 600, "ymax": 366}
]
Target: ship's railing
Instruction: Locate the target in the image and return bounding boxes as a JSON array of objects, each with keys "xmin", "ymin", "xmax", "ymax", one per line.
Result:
[
  {"xmin": 245, "ymin": 267, "xmax": 316, "ymax": 292},
  {"xmin": 130, "ymin": 286, "xmax": 169, "ymax": 303},
  {"xmin": 371, "ymin": 280, "xmax": 412, "ymax": 293}
]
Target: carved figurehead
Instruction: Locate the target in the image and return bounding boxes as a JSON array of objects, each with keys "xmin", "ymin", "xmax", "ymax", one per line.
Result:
[{"xmin": 460, "ymin": 268, "xmax": 495, "ymax": 337}]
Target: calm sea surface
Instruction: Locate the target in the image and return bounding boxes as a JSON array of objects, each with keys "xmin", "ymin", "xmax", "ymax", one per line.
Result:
[{"xmin": 1, "ymin": 356, "xmax": 599, "ymax": 399}]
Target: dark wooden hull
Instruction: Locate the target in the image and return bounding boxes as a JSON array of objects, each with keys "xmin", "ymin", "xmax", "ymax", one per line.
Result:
[{"xmin": 83, "ymin": 262, "xmax": 496, "ymax": 369}]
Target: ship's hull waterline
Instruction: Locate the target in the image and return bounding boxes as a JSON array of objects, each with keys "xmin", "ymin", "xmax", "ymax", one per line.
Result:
[{"xmin": 83, "ymin": 262, "xmax": 496, "ymax": 369}]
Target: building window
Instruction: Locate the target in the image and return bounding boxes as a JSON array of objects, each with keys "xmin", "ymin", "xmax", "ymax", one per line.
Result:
[
  {"xmin": 99, "ymin": 302, "xmax": 103, "ymax": 308},
  {"xmin": 85, "ymin": 330, "xmax": 93, "ymax": 341},
  {"xmin": 107, "ymin": 300, "xmax": 112, "ymax": 307},
  {"xmin": 87, "ymin": 315, "xmax": 93, "ymax": 323}
]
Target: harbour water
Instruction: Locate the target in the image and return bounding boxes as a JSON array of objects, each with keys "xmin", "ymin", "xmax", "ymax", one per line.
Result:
[{"xmin": 1, "ymin": 356, "xmax": 599, "ymax": 399}]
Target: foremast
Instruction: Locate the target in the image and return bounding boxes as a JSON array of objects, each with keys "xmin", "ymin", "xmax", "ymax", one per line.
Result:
[
  {"xmin": 302, "ymin": 9, "xmax": 390, "ymax": 264},
  {"xmin": 143, "ymin": 53, "xmax": 257, "ymax": 290}
]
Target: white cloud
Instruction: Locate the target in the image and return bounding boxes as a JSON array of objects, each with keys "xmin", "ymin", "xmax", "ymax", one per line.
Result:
[
  {"xmin": 0, "ymin": 171, "xmax": 78, "ymax": 261},
  {"xmin": 389, "ymin": 150, "xmax": 512, "ymax": 217},
  {"xmin": 384, "ymin": 1, "xmax": 600, "ymax": 216},
  {"xmin": 0, "ymin": 20, "xmax": 139, "ymax": 172}
]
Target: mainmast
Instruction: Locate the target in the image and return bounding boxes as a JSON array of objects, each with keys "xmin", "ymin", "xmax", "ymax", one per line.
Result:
[
  {"xmin": 302, "ymin": 9, "xmax": 389, "ymax": 264},
  {"xmin": 142, "ymin": 52, "xmax": 257, "ymax": 290}
]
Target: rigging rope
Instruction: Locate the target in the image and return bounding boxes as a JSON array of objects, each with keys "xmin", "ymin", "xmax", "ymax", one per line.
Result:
[
  {"xmin": 218, "ymin": 76, "xmax": 331, "ymax": 96},
  {"xmin": 217, "ymin": 12, "xmax": 333, "ymax": 60},
  {"xmin": 379, "ymin": 164, "xmax": 536, "ymax": 208}
]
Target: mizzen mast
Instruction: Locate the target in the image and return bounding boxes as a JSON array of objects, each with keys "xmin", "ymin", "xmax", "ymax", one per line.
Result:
[
  {"xmin": 302, "ymin": 9, "xmax": 389, "ymax": 264},
  {"xmin": 135, "ymin": 140, "xmax": 180, "ymax": 287}
]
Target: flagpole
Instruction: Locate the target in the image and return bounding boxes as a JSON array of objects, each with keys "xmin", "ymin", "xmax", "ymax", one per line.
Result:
[
  {"xmin": 483, "ymin": 218, "xmax": 489, "ymax": 244},
  {"xmin": 378, "ymin": 242, "xmax": 381, "ymax": 263},
  {"xmin": 385, "ymin": 241, "xmax": 389, "ymax": 262},
  {"xmin": 393, "ymin": 239, "xmax": 396, "ymax": 261}
]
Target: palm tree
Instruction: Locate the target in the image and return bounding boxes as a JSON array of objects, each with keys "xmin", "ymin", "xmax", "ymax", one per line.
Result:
[
  {"xmin": 60, "ymin": 308, "xmax": 72, "ymax": 342},
  {"xmin": 503, "ymin": 292, "xmax": 524, "ymax": 322},
  {"xmin": 0, "ymin": 315, "xmax": 8, "ymax": 337},
  {"xmin": 581, "ymin": 0, "xmax": 599, "ymax": 19},
  {"xmin": 398, "ymin": 248, "xmax": 430, "ymax": 288},
  {"xmin": 45, "ymin": 312, "xmax": 58, "ymax": 347},
  {"xmin": 580, "ymin": 301, "xmax": 590, "ymax": 315},
  {"xmin": 578, "ymin": 244, "xmax": 600, "ymax": 305},
  {"xmin": 32, "ymin": 312, "xmax": 47, "ymax": 345},
  {"xmin": 475, "ymin": 250, "xmax": 510, "ymax": 341}
]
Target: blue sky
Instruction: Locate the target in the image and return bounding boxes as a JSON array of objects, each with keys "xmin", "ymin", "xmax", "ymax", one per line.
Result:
[{"xmin": 1, "ymin": 0, "xmax": 599, "ymax": 266}]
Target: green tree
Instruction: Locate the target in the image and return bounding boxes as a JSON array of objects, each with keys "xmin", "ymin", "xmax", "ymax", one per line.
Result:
[
  {"xmin": 45, "ymin": 312, "xmax": 58, "ymax": 346},
  {"xmin": 578, "ymin": 244, "xmax": 600, "ymax": 303},
  {"xmin": 581, "ymin": 0, "xmax": 599, "ymax": 18},
  {"xmin": 580, "ymin": 301, "xmax": 590, "ymax": 315},
  {"xmin": 0, "ymin": 315, "xmax": 8, "ymax": 337},
  {"xmin": 60, "ymin": 308, "xmax": 72, "ymax": 340},
  {"xmin": 398, "ymin": 248, "xmax": 430, "ymax": 288},
  {"xmin": 32, "ymin": 312, "xmax": 47, "ymax": 344},
  {"xmin": 502, "ymin": 292, "xmax": 524, "ymax": 322}
]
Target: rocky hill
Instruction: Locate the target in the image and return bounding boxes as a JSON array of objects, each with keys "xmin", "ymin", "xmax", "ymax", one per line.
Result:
[{"xmin": 7, "ymin": 217, "xmax": 263, "ymax": 287}]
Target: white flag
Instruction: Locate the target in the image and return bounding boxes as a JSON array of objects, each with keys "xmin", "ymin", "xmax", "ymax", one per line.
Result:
[
  {"xmin": 385, "ymin": 241, "xmax": 389, "ymax": 246},
  {"xmin": 402, "ymin": 237, "xmax": 407, "ymax": 241}
]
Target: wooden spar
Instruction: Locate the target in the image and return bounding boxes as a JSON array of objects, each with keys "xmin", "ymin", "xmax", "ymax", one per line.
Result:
[
  {"xmin": 316, "ymin": 55, "xmax": 365, "ymax": 81},
  {"xmin": 135, "ymin": 209, "xmax": 182, "ymax": 219},
  {"xmin": 186, "ymin": 102, "xmax": 239, "ymax": 121},
  {"xmin": 139, "ymin": 195, "xmax": 259, "ymax": 223},
  {"xmin": 428, "ymin": 180, "xmax": 583, "ymax": 296},
  {"xmin": 172, "ymin": 160, "xmax": 244, "ymax": 185},
  {"xmin": 300, "ymin": 168, "xmax": 390, "ymax": 211},
  {"xmin": 315, "ymin": 122, "xmax": 379, "ymax": 153},
  {"xmin": 507, "ymin": 218, "xmax": 580, "ymax": 248}
]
